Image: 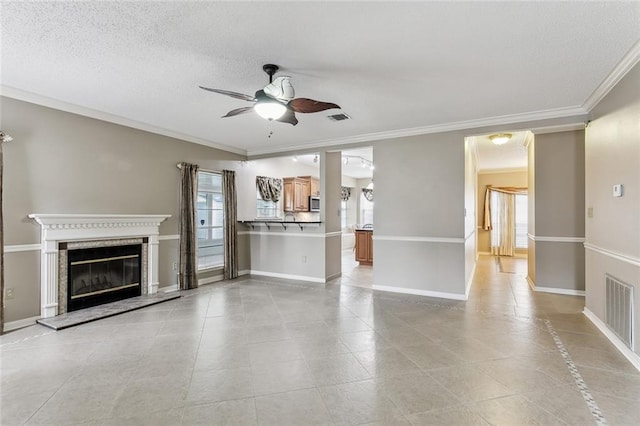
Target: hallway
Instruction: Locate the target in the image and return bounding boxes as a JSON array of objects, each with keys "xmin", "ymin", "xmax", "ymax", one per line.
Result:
[{"xmin": 1, "ymin": 256, "xmax": 638, "ymax": 425}]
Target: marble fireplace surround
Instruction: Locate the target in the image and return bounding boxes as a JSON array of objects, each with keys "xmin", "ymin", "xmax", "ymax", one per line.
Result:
[{"xmin": 29, "ymin": 214, "xmax": 170, "ymax": 318}]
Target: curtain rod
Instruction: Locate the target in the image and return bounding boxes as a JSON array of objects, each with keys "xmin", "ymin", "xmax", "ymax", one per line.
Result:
[{"xmin": 176, "ymin": 163, "xmax": 221, "ymax": 174}]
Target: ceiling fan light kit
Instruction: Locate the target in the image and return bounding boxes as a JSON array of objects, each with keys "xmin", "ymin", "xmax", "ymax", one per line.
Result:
[
  {"xmin": 489, "ymin": 133, "xmax": 512, "ymax": 145},
  {"xmin": 255, "ymin": 101, "xmax": 287, "ymax": 120},
  {"xmin": 199, "ymin": 64, "xmax": 340, "ymax": 127}
]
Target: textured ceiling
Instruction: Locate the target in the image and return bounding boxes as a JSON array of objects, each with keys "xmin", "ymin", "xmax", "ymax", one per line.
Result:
[
  {"xmin": 475, "ymin": 132, "xmax": 529, "ymax": 172},
  {"xmin": 2, "ymin": 2, "xmax": 639, "ymax": 156}
]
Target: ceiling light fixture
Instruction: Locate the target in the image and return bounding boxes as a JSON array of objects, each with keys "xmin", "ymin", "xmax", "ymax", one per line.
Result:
[
  {"xmin": 342, "ymin": 155, "xmax": 373, "ymax": 170},
  {"xmin": 313, "ymin": 155, "xmax": 319, "ymax": 164},
  {"xmin": 292, "ymin": 156, "xmax": 298, "ymax": 162},
  {"xmin": 489, "ymin": 133, "xmax": 512, "ymax": 145},
  {"xmin": 254, "ymin": 100, "xmax": 287, "ymax": 120}
]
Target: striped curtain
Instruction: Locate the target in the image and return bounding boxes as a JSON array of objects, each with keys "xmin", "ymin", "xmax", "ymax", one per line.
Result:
[
  {"xmin": 178, "ymin": 162, "xmax": 199, "ymax": 290},
  {"xmin": 223, "ymin": 170, "xmax": 238, "ymax": 280}
]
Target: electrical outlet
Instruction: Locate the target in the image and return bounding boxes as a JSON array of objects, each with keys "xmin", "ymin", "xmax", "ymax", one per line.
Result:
[
  {"xmin": 173, "ymin": 262, "xmax": 178, "ymax": 271},
  {"xmin": 5, "ymin": 288, "xmax": 15, "ymax": 299},
  {"xmin": 302, "ymin": 256, "xmax": 307, "ymax": 263},
  {"xmin": 587, "ymin": 207, "xmax": 593, "ymax": 218}
]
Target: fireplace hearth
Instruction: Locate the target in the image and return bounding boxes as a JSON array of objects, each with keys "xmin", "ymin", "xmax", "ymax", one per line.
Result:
[{"xmin": 67, "ymin": 244, "xmax": 142, "ymax": 312}]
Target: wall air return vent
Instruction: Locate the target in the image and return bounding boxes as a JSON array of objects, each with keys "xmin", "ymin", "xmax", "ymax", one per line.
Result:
[
  {"xmin": 327, "ymin": 113, "xmax": 351, "ymax": 122},
  {"xmin": 605, "ymin": 274, "xmax": 634, "ymax": 350}
]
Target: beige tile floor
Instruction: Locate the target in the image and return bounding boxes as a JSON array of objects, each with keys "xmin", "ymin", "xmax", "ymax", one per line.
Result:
[{"xmin": 1, "ymin": 255, "xmax": 639, "ymax": 425}]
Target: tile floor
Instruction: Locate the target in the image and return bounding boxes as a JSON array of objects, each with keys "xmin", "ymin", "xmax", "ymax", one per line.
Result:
[{"xmin": 1, "ymin": 255, "xmax": 639, "ymax": 425}]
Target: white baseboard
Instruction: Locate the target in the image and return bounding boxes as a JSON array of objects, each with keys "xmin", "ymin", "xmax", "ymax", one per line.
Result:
[
  {"xmin": 199, "ymin": 274, "xmax": 225, "ymax": 286},
  {"xmin": 583, "ymin": 307, "xmax": 640, "ymax": 372},
  {"xmin": 245, "ymin": 270, "xmax": 326, "ymax": 283},
  {"xmin": 160, "ymin": 284, "xmax": 179, "ymax": 293},
  {"xmin": 534, "ymin": 285, "xmax": 585, "ymax": 296},
  {"xmin": 3, "ymin": 316, "xmax": 40, "ymax": 332},
  {"xmin": 326, "ymin": 272, "xmax": 342, "ymax": 282},
  {"xmin": 478, "ymin": 251, "xmax": 492, "ymax": 256},
  {"xmin": 527, "ymin": 276, "xmax": 535, "ymax": 291},
  {"xmin": 372, "ymin": 284, "xmax": 467, "ymax": 301},
  {"xmin": 238, "ymin": 270, "xmax": 250, "ymax": 276},
  {"xmin": 465, "ymin": 262, "xmax": 476, "ymax": 299}
]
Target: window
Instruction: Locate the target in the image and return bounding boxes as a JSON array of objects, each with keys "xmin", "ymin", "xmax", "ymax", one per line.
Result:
[
  {"xmin": 360, "ymin": 193, "xmax": 374, "ymax": 225},
  {"xmin": 341, "ymin": 200, "xmax": 347, "ymax": 230},
  {"xmin": 196, "ymin": 172, "xmax": 224, "ymax": 270},
  {"xmin": 515, "ymin": 194, "xmax": 528, "ymax": 249},
  {"xmin": 256, "ymin": 189, "xmax": 281, "ymax": 219}
]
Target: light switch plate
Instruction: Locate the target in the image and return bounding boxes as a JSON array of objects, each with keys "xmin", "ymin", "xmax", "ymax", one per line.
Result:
[{"xmin": 613, "ymin": 184, "xmax": 623, "ymax": 197}]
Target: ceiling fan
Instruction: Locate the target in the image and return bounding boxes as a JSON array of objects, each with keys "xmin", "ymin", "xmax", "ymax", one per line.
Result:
[{"xmin": 199, "ymin": 64, "xmax": 340, "ymax": 126}]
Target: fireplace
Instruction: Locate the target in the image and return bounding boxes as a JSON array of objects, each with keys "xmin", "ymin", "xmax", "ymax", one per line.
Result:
[
  {"xmin": 67, "ymin": 243, "xmax": 143, "ymax": 312},
  {"xmin": 29, "ymin": 214, "xmax": 170, "ymax": 318}
]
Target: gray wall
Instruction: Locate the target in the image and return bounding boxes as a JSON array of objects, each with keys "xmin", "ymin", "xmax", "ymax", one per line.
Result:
[
  {"xmin": 323, "ymin": 152, "xmax": 342, "ymax": 280},
  {"xmin": 531, "ymin": 130, "xmax": 585, "ymax": 293},
  {"xmin": 464, "ymin": 138, "xmax": 477, "ymax": 294},
  {"xmin": 373, "ymin": 132, "xmax": 466, "ymax": 298},
  {"xmin": 585, "ymin": 61, "xmax": 640, "ymax": 356},
  {"xmin": 477, "ymin": 170, "xmax": 528, "ymax": 253},
  {"xmin": 2, "ymin": 96, "xmax": 244, "ymax": 323}
]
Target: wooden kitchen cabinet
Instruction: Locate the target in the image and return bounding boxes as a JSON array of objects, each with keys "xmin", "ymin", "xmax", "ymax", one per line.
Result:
[
  {"xmin": 283, "ymin": 178, "xmax": 295, "ymax": 212},
  {"xmin": 283, "ymin": 176, "xmax": 319, "ymax": 212},
  {"xmin": 355, "ymin": 229, "xmax": 373, "ymax": 265}
]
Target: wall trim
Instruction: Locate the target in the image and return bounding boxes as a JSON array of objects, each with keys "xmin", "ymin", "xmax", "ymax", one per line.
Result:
[
  {"xmin": 199, "ymin": 275, "xmax": 225, "ymax": 286},
  {"xmin": 247, "ymin": 106, "xmax": 587, "ymax": 156},
  {"xmin": 158, "ymin": 234, "xmax": 179, "ymax": 241},
  {"xmin": 526, "ymin": 275, "xmax": 535, "ymax": 291},
  {"xmin": 530, "ymin": 123, "xmax": 586, "ymax": 135},
  {"xmin": 245, "ymin": 270, "xmax": 326, "ymax": 283},
  {"xmin": 478, "ymin": 167, "xmax": 527, "ymax": 175},
  {"xmin": 3, "ymin": 316, "xmax": 40, "ymax": 332},
  {"xmin": 325, "ymin": 231, "xmax": 342, "ymax": 238},
  {"xmin": 478, "ymin": 251, "xmax": 492, "ymax": 256},
  {"xmin": 464, "ymin": 229, "xmax": 475, "ymax": 241},
  {"xmin": 325, "ymin": 272, "xmax": 342, "ymax": 282},
  {"xmin": 582, "ymin": 39, "xmax": 640, "ymax": 112},
  {"xmin": 465, "ymin": 262, "xmax": 477, "ymax": 299},
  {"xmin": 533, "ymin": 285, "xmax": 585, "ymax": 297},
  {"xmin": 527, "ymin": 233, "xmax": 585, "ymax": 243},
  {"xmin": 584, "ymin": 307, "xmax": 640, "ymax": 372},
  {"xmin": 238, "ymin": 231, "xmax": 327, "ymax": 238},
  {"xmin": 0, "ymin": 85, "xmax": 247, "ymax": 156},
  {"xmin": 160, "ymin": 284, "xmax": 179, "ymax": 293},
  {"xmin": 584, "ymin": 242, "xmax": 640, "ymax": 268},
  {"xmin": 4, "ymin": 243, "xmax": 41, "ymax": 253},
  {"xmin": 372, "ymin": 284, "xmax": 467, "ymax": 301},
  {"xmin": 373, "ymin": 235, "xmax": 464, "ymax": 244}
]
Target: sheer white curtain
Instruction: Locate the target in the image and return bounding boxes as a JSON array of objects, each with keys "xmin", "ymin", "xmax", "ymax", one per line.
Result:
[{"xmin": 490, "ymin": 190, "xmax": 516, "ymax": 256}]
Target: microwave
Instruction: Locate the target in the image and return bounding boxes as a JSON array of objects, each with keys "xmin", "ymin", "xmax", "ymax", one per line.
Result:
[{"xmin": 309, "ymin": 196, "xmax": 320, "ymax": 212}]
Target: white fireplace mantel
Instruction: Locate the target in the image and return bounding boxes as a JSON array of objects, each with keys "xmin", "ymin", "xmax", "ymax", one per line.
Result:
[{"xmin": 29, "ymin": 213, "xmax": 171, "ymax": 318}]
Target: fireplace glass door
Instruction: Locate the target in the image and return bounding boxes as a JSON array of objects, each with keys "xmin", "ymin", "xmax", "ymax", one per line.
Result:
[{"xmin": 67, "ymin": 244, "xmax": 142, "ymax": 311}]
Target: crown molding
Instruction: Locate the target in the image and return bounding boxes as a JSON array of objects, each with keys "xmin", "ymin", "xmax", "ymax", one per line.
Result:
[
  {"xmin": 530, "ymin": 122, "xmax": 587, "ymax": 135},
  {"xmin": 477, "ymin": 167, "xmax": 527, "ymax": 175},
  {"xmin": 0, "ymin": 85, "xmax": 247, "ymax": 156},
  {"xmin": 582, "ymin": 39, "xmax": 640, "ymax": 112},
  {"xmin": 246, "ymin": 105, "xmax": 587, "ymax": 156}
]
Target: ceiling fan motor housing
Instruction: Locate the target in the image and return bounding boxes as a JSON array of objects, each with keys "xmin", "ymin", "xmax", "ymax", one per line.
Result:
[{"xmin": 263, "ymin": 64, "xmax": 279, "ymax": 82}]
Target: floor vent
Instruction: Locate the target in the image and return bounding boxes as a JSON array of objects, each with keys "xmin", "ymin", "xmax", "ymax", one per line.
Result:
[{"xmin": 605, "ymin": 274, "xmax": 634, "ymax": 350}]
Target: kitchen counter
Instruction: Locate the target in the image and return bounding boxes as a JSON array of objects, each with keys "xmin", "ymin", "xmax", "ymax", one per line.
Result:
[{"xmin": 239, "ymin": 220, "xmax": 321, "ymax": 231}]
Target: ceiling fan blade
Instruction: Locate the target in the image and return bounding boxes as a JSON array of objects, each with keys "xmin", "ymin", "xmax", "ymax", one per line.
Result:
[
  {"xmin": 199, "ymin": 86, "xmax": 255, "ymax": 102},
  {"xmin": 222, "ymin": 106, "xmax": 254, "ymax": 118},
  {"xmin": 288, "ymin": 98, "xmax": 340, "ymax": 113},
  {"xmin": 276, "ymin": 109, "xmax": 298, "ymax": 126}
]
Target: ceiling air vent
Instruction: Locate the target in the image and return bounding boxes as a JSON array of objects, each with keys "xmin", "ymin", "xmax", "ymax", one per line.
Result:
[{"xmin": 327, "ymin": 113, "xmax": 351, "ymax": 122}]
